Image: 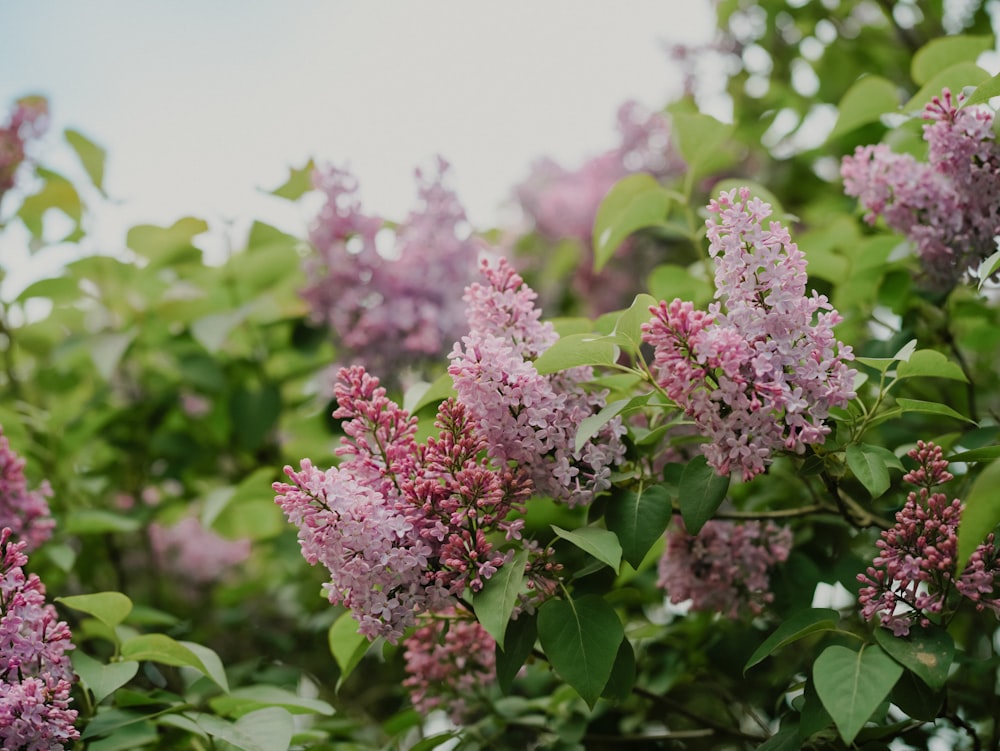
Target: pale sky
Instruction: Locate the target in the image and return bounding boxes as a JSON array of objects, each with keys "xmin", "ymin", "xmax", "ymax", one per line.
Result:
[{"xmin": 0, "ymin": 2, "xmax": 716, "ymax": 294}]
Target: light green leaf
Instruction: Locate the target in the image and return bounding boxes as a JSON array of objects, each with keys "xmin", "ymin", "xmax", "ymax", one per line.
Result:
[
  {"xmin": 210, "ymin": 686, "xmax": 334, "ymax": 718},
  {"xmin": 593, "ymin": 174, "xmax": 672, "ymax": 271},
  {"xmin": 957, "ymin": 459, "xmax": 1000, "ymax": 575},
  {"xmin": 813, "ymin": 644, "xmax": 903, "ymax": 745},
  {"xmin": 647, "ymin": 264, "xmax": 713, "ymax": 307},
  {"xmin": 90, "ymin": 330, "xmax": 137, "ymax": 380},
  {"xmin": 71, "ymin": 651, "xmax": 139, "ymax": 704},
  {"xmin": 64, "ymin": 509, "xmax": 142, "ymax": 535},
  {"xmin": 671, "ymin": 111, "xmax": 736, "ymax": 182},
  {"xmin": 126, "ymin": 217, "xmax": 207, "ymax": 268},
  {"xmin": 965, "ymin": 72, "xmax": 1000, "ymax": 107},
  {"xmin": 612, "ymin": 293, "xmax": 659, "ymax": 351},
  {"xmin": 679, "ymin": 455, "xmax": 730, "ymax": 535},
  {"xmin": 328, "ymin": 610, "xmax": 371, "ymax": 689},
  {"xmin": 65, "ymin": 128, "xmax": 107, "ymax": 192},
  {"xmin": 15, "ymin": 276, "xmax": 80, "ymax": 305},
  {"xmin": 874, "ymin": 624, "xmax": 954, "ymax": 691},
  {"xmin": 120, "ymin": 634, "xmax": 228, "ymax": 692},
  {"xmin": 57, "ymin": 591, "xmax": 133, "ymax": 630},
  {"xmin": 270, "ymin": 159, "xmax": 316, "ymax": 201},
  {"xmin": 978, "ymin": 248, "xmax": 1000, "ymax": 289},
  {"xmin": 905, "ymin": 62, "xmax": 990, "ymax": 112},
  {"xmin": 191, "ymin": 306, "xmax": 252, "ymax": 354},
  {"xmin": 896, "ymin": 349, "xmax": 968, "ymax": 382},
  {"xmin": 537, "ymin": 595, "xmax": 624, "ymax": 708},
  {"xmin": 893, "ymin": 339, "xmax": 918, "ymax": 362},
  {"xmin": 17, "ymin": 171, "xmax": 84, "ymax": 241},
  {"xmin": 551, "ymin": 525, "xmax": 622, "ymax": 573},
  {"xmin": 495, "ymin": 612, "xmax": 537, "ymax": 694},
  {"xmin": 533, "ymin": 333, "xmax": 618, "ymax": 375},
  {"xmin": 832, "ymin": 76, "xmax": 900, "ymax": 139},
  {"xmin": 744, "ymin": 608, "xmax": 840, "ymax": 674},
  {"xmin": 895, "ymin": 398, "xmax": 974, "ymax": 423},
  {"xmin": 912, "ymin": 35, "xmax": 993, "ymax": 87},
  {"xmin": 846, "ymin": 443, "xmax": 897, "ymax": 499},
  {"xmin": 181, "ymin": 640, "xmax": 230, "ymax": 693},
  {"xmin": 605, "ymin": 484, "xmax": 673, "ymax": 568},
  {"xmin": 473, "ymin": 549, "xmax": 528, "ymax": 650},
  {"xmin": 404, "ymin": 371, "xmax": 457, "ymax": 414},
  {"xmin": 209, "ymin": 467, "xmax": 285, "ymax": 541},
  {"xmin": 194, "ymin": 707, "xmax": 294, "ymax": 751},
  {"xmin": 575, "ymin": 397, "xmax": 644, "ymax": 454}
]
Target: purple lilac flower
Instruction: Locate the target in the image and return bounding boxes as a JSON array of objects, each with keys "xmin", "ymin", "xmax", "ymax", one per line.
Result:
[
  {"xmin": 0, "ymin": 528, "xmax": 79, "ymax": 750},
  {"xmin": 402, "ymin": 611, "xmax": 496, "ymax": 722},
  {"xmin": 841, "ymin": 89, "xmax": 1000, "ymax": 288},
  {"xmin": 642, "ymin": 188, "xmax": 856, "ymax": 481},
  {"xmin": 301, "ymin": 157, "xmax": 481, "ymax": 380},
  {"xmin": 658, "ymin": 519, "xmax": 793, "ymax": 619},
  {"xmin": 0, "ymin": 426, "xmax": 55, "ymax": 552},
  {"xmin": 858, "ymin": 441, "xmax": 1000, "ymax": 637},
  {"xmin": 274, "ymin": 367, "xmax": 555, "ymax": 643},
  {"xmin": 0, "ymin": 96, "xmax": 48, "ymax": 205},
  {"xmin": 148, "ymin": 515, "xmax": 252, "ymax": 587},
  {"xmin": 448, "ymin": 258, "xmax": 627, "ymax": 507}
]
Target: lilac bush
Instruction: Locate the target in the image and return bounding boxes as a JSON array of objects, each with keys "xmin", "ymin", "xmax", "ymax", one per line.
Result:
[
  {"xmin": 0, "ymin": 427, "xmax": 54, "ymax": 553},
  {"xmin": 0, "ymin": 96, "xmax": 47, "ymax": 206}
]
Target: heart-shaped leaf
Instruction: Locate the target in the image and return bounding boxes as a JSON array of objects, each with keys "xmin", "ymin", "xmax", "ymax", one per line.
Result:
[{"xmin": 813, "ymin": 644, "xmax": 902, "ymax": 744}]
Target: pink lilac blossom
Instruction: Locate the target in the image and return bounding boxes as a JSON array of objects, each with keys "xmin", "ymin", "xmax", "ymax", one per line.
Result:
[
  {"xmin": 642, "ymin": 188, "xmax": 856, "ymax": 481},
  {"xmin": 148, "ymin": 515, "xmax": 252, "ymax": 586},
  {"xmin": 274, "ymin": 367, "xmax": 556, "ymax": 643},
  {"xmin": 0, "ymin": 426, "xmax": 55, "ymax": 552},
  {"xmin": 448, "ymin": 258, "xmax": 627, "ymax": 507},
  {"xmin": 0, "ymin": 96, "xmax": 48, "ymax": 205},
  {"xmin": 402, "ymin": 612, "xmax": 496, "ymax": 722},
  {"xmin": 657, "ymin": 519, "xmax": 793, "ymax": 619},
  {"xmin": 0, "ymin": 528, "xmax": 79, "ymax": 750},
  {"xmin": 301, "ymin": 157, "xmax": 481, "ymax": 379},
  {"xmin": 858, "ymin": 441, "xmax": 1000, "ymax": 637},
  {"xmin": 841, "ymin": 89, "xmax": 1000, "ymax": 288}
]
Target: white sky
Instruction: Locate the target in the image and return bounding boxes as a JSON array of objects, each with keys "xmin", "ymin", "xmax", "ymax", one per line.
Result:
[{"xmin": 0, "ymin": 2, "xmax": 716, "ymax": 294}]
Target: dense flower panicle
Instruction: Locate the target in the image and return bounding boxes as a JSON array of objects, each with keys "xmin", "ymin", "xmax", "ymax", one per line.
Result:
[
  {"xmin": 642, "ymin": 188, "xmax": 856, "ymax": 481},
  {"xmin": 0, "ymin": 427, "xmax": 55, "ymax": 552},
  {"xmin": 275, "ymin": 367, "xmax": 555, "ymax": 642},
  {"xmin": 148, "ymin": 515, "xmax": 252, "ymax": 586},
  {"xmin": 0, "ymin": 96, "xmax": 48, "ymax": 204},
  {"xmin": 858, "ymin": 441, "xmax": 1000, "ymax": 636},
  {"xmin": 301, "ymin": 157, "xmax": 481, "ymax": 378},
  {"xmin": 402, "ymin": 612, "xmax": 497, "ymax": 722},
  {"xmin": 449, "ymin": 259, "xmax": 626, "ymax": 507},
  {"xmin": 841, "ymin": 89, "xmax": 1000, "ymax": 288},
  {"xmin": 658, "ymin": 519, "xmax": 792, "ymax": 619},
  {"xmin": 0, "ymin": 528, "xmax": 79, "ymax": 750}
]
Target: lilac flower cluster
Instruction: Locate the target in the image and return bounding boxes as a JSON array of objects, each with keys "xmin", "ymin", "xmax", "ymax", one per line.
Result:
[
  {"xmin": 148, "ymin": 515, "xmax": 251, "ymax": 587},
  {"xmin": 301, "ymin": 157, "xmax": 481, "ymax": 379},
  {"xmin": 402, "ymin": 611, "xmax": 496, "ymax": 722},
  {"xmin": 841, "ymin": 89, "xmax": 1000, "ymax": 288},
  {"xmin": 642, "ymin": 188, "xmax": 856, "ymax": 481},
  {"xmin": 449, "ymin": 258, "xmax": 627, "ymax": 507},
  {"xmin": 0, "ymin": 528, "xmax": 79, "ymax": 750},
  {"xmin": 0, "ymin": 426, "xmax": 54, "ymax": 552},
  {"xmin": 0, "ymin": 96, "xmax": 48, "ymax": 205},
  {"xmin": 658, "ymin": 519, "xmax": 793, "ymax": 619},
  {"xmin": 274, "ymin": 366, "xmax": 556, "ymax": 643},
  {"xmin": 858, "ymin": 441, "xmax": 1000, "ymax": 637}
]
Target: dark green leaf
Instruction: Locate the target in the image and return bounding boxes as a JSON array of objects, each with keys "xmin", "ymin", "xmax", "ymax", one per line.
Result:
[
  {"xmin": 473, "ymin": 549, "xmax": 528, "ymax": 649},
  {"xmin": 813, "ymin": 644, "xmax": 903, "ymax": 745},
  {"xmin": 744, "ymin": 608, "xmax": 840, "ymax": 674},
  {"xmin": 605, "ymin": 484, "xmax": 673, "ymax": 568},
  {"xmin": 601, "ymin": 638, "xmax": 635, "ymax": 702},
  {"xmin": 948, "ymin": 445, "xmax": 1000, "ymax": 462},
  {"xmin": 845, "ymin": 444, "xmax": 894, "ymax": 499},
  {"xmin": 678, "ymin": 455, "xmax": 730, "ymax": 535},
  {"xmin": 889, "ymin": 669, "xmax": 944, "ymax": 721},
  {"xmin": 874, "ymin": 624, "xmax": 954, "ymax": 691},
  {"xmin": 496, "ymin": 613, "xmax": 537, "ymax": 695}
]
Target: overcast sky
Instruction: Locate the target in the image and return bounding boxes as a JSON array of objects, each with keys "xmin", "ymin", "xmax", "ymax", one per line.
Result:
[{"xmin": 0, "ymin": 2, "xmax": 716, "ymax": 292}]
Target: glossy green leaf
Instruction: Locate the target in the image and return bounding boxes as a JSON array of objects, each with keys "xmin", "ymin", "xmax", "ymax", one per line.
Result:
[
  {"xmin": 57, "ymin": 591, "xmax": 133, "ymax": 630},
  {"xmin": 120, "ymin": 634, "xmax": 229, "ymax": 692},
  {"xmin": 873, "ymin": 624, "xmax": 954, "ymax": 690},
  {"xmin": 404, "ymin": 371, "xmax": 457, "ymax": 413},
  {"xmin": 957, "ymin": 458, "xmax": 1000, "ymax": 575},
  {"xmin": 912, "ymin": 35, "xmax": 993, "ymax": 86},
  {"xmin": 605, "ymin": 484, "xmax": 673, "ymax": 568},
  {"xmin": 210, "ymin": 686, "xmax": 334, "ymax": 718},
  {"xmin": 593, "ymin": 174, "xmax": 672, "ymax": 271},
  {"xmin": 533, "ymin": 333, "xmax": 618, "ymax": 375},
  {"xmin": 896, "ymin": 349, "xmax": 968, "ymax": 382},
  {"xmin": 846, "ymin": 443, "xmax": 897, "ymax": 499},
  {"xmin": 270, "ymin": 158, "xmax": 316, "ymax": 200},
  {"xmin": 813, "ymin": 644, "xmax": 903, "ymax": 744},
  {"xmin": 611, "ymin": 293, "xmax": 659, "ymax": 351},
  {"xmin": 890, "ymin": 669, "xmax": 945, "ymax": 721},
  {"xmin": 194, "ymin": 707, "xmax": 294, "ymax": 751},
  {"xmin": 678, "ymin": 455, "xmax": 730, "ymax": 535},
  {"xmin": 65, "ymin": 128, "xmax": 107, "ymax": 191},
  {"xmin": 601, "ymin": 638, "xmax": 636, "ymax": 701},
  {"xmin": 552, "ymin": 525, "xmax": 622, "ymax": 573},
  {"xmin": 575, "ymin": 395, "xmax": 651, "ymax": 454},
  {"xmin": 895, "ymin": 398, "xmax": 974, "ymax": 423},
  {"xmin": 948, "ymin": 445, "xmax": 1000, "ymax": 462},
  {"xmin": 71, "ymin": 651, "xmax": 139, "ymax": 704},
  {"xmin": 647, "ymin": 263, "xmax": 713, "ymax": 306},
  {"xmin": 831, "ymin": 76, "xmax": 899, "ymax": 139},
  {"xmin": 496, "ymin": 612, "xmax": 537, "ymax": 695},
  {"xmin": 473, "ymin": 549, "xmax": 528, "ymax": 649},
  {"xmin": 328, "ymin": 611, "xmax": 371, "ymax": 689},
  {"xmin": 537, "ymin": 595, "xmax": 624, "ymax": 708},
  {"xmin": 905, "ymin": 62, "xmax": 990, "ymax": 112},
  {"xmin": 744, "ymin": 608, "xmax": 840, "ymax": 674}
]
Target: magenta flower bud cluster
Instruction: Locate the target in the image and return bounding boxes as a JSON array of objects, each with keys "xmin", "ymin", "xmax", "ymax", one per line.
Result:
[
  {"xmin": 642, "ymin": 188, "xmax": 856, "ymax": 481},
  {"xmin": 449, "ymin": 258, "xmax": 627, "ymax": 507},
  {"xmin": 301, "ymin": 157, "xmax": 481, "ymax": 378},
  {"xmin": 841, "ymin": 89, "xmax": 1000, "ymax": 288},
  {"xmin": 274, "ymin": 366, "xmax": 557, "ymax": 643},
  {"xmin": 0, "ymin": 528, "xmax": 79, "ymax": 751},
  {"xmin": 402, "ymin": 610, "xmax": 496, "ymax": 723},
  {"xmin": 657, "ymin": 519, "xmax": 793, "ymax": 619},
  {"xmin": 0, "ymin": 426, "xmax": 55, "ymax": 553},
  {"xmin": 0, "ymin": 96, "xmax": 48, "ymax": 204},
  {"xmin": 858, "ymin": 441, "xmax": 1000, "ymax": 637}
]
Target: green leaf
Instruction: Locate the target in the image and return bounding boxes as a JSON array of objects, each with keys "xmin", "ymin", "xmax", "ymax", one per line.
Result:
[
  {"xmin": 64, "ymin": 509, "xmax": 142, "ymax": 535},
  {"xmin": 895, "ymin": 398, "xmax": 974, "ymax": 423},
  {"xmin": 592, "ymin": 174, "xmax": 672, "ymax": 271},
  {"xmin": 191, "ymin": 306, "xmax": 253, "ymax": 354},
  {"xmin": 15, "ymin": 276, "xmax": 80, "ymax": 305},
  {"xmin": 328, "ymin": 610, "xmax": 371, "ymax": 689},
  {"xmin": 605, "ymin": 484, "xmax": 673, "ymax": 568},
  {"xmin": 575, "ymin": 396, "xmax": 649, "ymax": 455},
  {"xmin": 647, "ymin": 263, "xmax": 713, "ymax": 306},
  {"xmin": 65, "ymin": 128, "xmax": 107, "ymax": 192},
  {"xmin": 678, "ymin": 455, "xmax": 730, "ymax": 535},
  {"xmin": 210, "ymin": 686, "xmax": 334, "ymax": 718},
  {"xmin": 71, "ymin": 651, "xmax": 139, "ymax": 704},
  {"xmin": 551, "ymin": 525, "xmax": 622, "ymax": 573},
  {"xmin": 270, "ymin": 159, "xmax": 316, "ymax": 201},
  {"xmin": 120, "ymin": 634, "xmax": 229, "ymax": 692},
  {"xmin": 845, "ymin": 443, "xmax": 896, "ymax": 499},
  {"xmin": 17, "ymin": 171, "xmax": 84, "ymax": 241},
  {"xmin": 473, "ymin": 549, "xmax": 528, "ymax": 649},
  {"xmin": 612, "ymin": 293, "xmax": 659, "ymax": 351},
  {"xmin": 957, "ymin": 458, "xmax": 1000, "ymax": 575},
  {"xmin": 978, "ymin": 248, "xmax": 1000, "ymax": 289},
  {"xmin": 896, "ymin": 349, "xmax": 968, "ymax": 382},
  {"xmin": 756, "ymin": 723, "xmax": 801, "ymax": 751},
  {"xmin": 601, "ymin": 638, "xmax": 636, "ymax": 701},
  {"xmin": 496, "ymin": 612, "xmax": 537, "ymax": 695},
  {"xmin": 671, "ymin": 111, "xmax": 736, "ymax": 182},
  {"xmin": 905, "ymin": 62, "xmax": 990, "ymax": 112},
  {"xmin": 831, "ymin": 76, "xmax": 900, "ymax": 139},
  {"xmin": 57, "ymin": 591, "xmax": 133, "ymax": 630},
  {"xmin": 948, "ymin": 445, "xmax": 1000, "ymax": 462},
  {"xmin": 744, "ymin": 608, "xmax": 840, "ymax": 674},
  {"xmin": 813, "ymin": 644, "xmax": 903, "ymax": 745},
  {"xmin": 533, "ymin": 333, "xmax": 618, "ymax": 375},
  {"xmin": 210, "ymin": 468, "xmax": 285, "ymax": 541},
  {"xmin": 181, "ymin": 641, "xmax": 230, "ymax": 693},
  {"xmin": 537, "ymin": 595, "xmax": 624, "ymax": 708},
  {"xmin": 965, "ymin": 73, "xmax": 1000, "ymax": 107},
  {"xmin": 126, "ymin": 217, "xmax": 208, "ymax": 268},
  {"xmin": 194, "ymin": 707, "xmax": 294, "ymax": 751},
  {"xmin": 403, "ymin": 371, "xmax": 457, "ymax": 414},
  {"xmin": 873, "ymin": 624, "xmax": 954, "ymax": 690},
  {"xmin": 409, "ymin": 733, "xmax": 461, "ymax": 751},
  {"xmin": 89, "ymin": 330, "xmax": 137, "ymax": 380},
  {"xmin": 890, "ymin": 668, "xmax": 945, "ymax": 721},
  {"xmin": 912, "ymin": 35, "xmax": 993, "ymax": 87}
]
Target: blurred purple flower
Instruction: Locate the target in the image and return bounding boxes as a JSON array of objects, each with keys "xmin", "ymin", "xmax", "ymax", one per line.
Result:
[
  {"xmin": 148, "ymin": 515, "xmax": 252, "ymax": 587},
  {"xmin": 0, "ymin": 426, "xmax": 54, "ymax": 552},
  {"xmin": 0, "ymin": 96, "xmax": 48, "ymax": 205}
]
